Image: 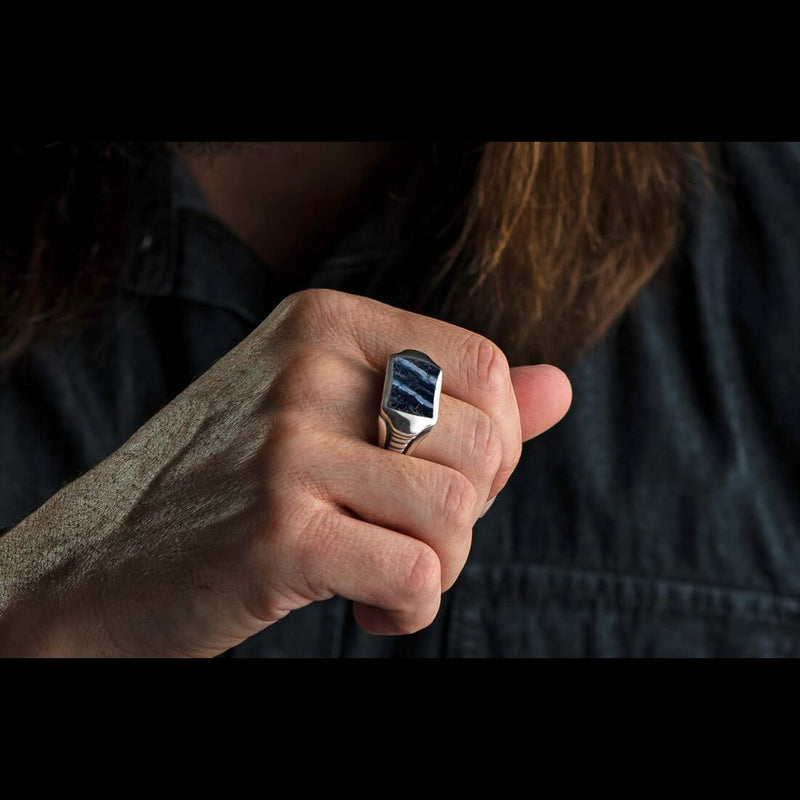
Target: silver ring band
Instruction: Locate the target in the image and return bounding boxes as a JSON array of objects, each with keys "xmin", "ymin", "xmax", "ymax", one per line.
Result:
[{"xmin": 378, "ymin": 349, "xmax": 443, "ymax": 456}]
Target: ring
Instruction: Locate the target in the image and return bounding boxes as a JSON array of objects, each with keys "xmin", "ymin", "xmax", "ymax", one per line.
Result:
[{"xmin": 378, "ymin": 349, "xmax": 443, "ymax": 455}]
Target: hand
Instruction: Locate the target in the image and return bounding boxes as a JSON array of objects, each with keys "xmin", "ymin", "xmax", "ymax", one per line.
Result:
[{"xmin": 0, "ymin": 289, "xmax": 571, "ymax": 656}]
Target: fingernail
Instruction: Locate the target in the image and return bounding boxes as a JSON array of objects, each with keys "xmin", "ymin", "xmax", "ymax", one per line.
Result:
[{"xmin": 479, "ymin": 496, "xmax": 497, "ymax": 518}]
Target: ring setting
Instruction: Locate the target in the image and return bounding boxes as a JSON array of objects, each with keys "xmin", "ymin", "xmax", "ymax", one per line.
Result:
[{"xmin": 378, "ymin": 349, "xmax": 443, "ymax": 455}]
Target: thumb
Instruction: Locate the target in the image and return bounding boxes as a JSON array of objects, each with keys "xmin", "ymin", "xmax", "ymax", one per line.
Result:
[{"xmin": 510, "ymin": 364, "xmax": 572, "ymax": 442}]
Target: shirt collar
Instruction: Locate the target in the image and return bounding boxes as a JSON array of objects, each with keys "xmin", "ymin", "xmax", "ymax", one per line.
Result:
[{"xmin": 119, "ymin": 148, "xmax": 430, "ymax": 328}]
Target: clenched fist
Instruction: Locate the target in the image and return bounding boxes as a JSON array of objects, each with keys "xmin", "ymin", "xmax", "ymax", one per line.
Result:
[{"xmin": 0, "ymin": 289, "xmax": 572, "ymax": 657}]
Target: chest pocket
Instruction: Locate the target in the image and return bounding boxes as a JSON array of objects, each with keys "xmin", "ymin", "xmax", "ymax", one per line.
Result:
[{"xmin": 444, "ymin": 563, "xmax": 800, "ymax": 657}]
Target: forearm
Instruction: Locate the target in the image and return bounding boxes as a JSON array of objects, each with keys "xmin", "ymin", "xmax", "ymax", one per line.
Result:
[
  {"xmin": 0, "ymin": 461, "xmax": 125, "ymax": 657},
  {"xmin": 0, "ymin": 384, "xmax": 259, "ymax": 658}
]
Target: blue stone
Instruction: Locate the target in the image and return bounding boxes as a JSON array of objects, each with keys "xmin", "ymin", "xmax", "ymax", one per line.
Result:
[{"xmin": 387, "ymin": 356, "xmax": 439, "ymax": 417}]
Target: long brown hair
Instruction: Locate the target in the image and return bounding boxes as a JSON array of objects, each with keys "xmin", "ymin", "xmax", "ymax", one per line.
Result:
[
  {"xmin": 0, "ymin": 142, "xmax": 709, "ymax": 367},
  {"xmin": 424, "ymin": 141, "xmax": 710, "ymax": 365}
]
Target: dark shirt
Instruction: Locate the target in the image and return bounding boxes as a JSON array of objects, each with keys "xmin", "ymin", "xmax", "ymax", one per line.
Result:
[{"xmin": 2, "ymin": 143, "xmax": 799, "ymax": 657}]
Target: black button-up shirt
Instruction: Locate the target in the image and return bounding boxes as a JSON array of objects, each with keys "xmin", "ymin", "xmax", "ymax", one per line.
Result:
[{"xmin": 2, "ymin": 143, "xmax": 800, "ymax": 657}]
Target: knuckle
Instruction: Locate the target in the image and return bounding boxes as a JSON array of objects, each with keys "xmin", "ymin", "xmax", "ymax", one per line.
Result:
[
  {"xmin": 439, "ymin": 469, "xmax": 479, "ymax": 530},
  {"xmin": 269, "ymin": 345, "xmax": 340, "ymax": 410},
  {"xmin": 279, "ymin": 287, "xmax": 338, "ymax": 320},
  {"xmin": 272, "ymin": 288, "xmax": 380, "ymax": 369},
  {"xmin": 395, "ymin": 543, "xmax": 441, "ymax": 610},
  {"xmin": 269, "ymin": 289, "xmax": 315, "ymax": 337},
  {"xmin": 265, "ymin": 407, "xmax": 312, "ymax": 455},
  {"xmin": 464, "ymin": 334, "xmax": 510, "ymax": 402},
  {"xmin": 496, "ymin": 432, "xmax": 524, "ymax": 492},
  {"xmin": 272, "ymin": 288, "xmax": 351, "ymax": 344},
  {"xmin": 467, "ymin": 410, "xmax": 504, "ymax": 482}
]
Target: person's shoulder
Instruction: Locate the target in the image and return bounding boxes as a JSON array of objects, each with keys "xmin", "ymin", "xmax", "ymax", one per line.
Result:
[{"xmin": 715, "ymin": 141, "xmax": 800, "ymax": 196}]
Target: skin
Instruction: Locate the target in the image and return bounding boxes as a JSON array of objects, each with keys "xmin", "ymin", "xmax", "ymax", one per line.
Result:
[
  {"xmin": 0, "ymin": 143, "xmax": 572, "ymax": 656},
  {"xmin": 177, "ymin": 142, "xmax": 412, "ymax": 282}
]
